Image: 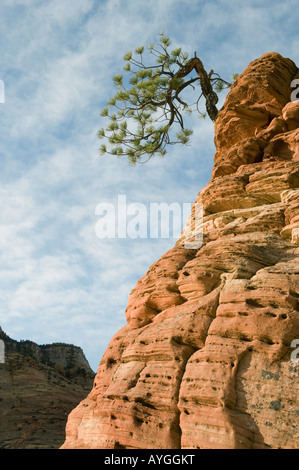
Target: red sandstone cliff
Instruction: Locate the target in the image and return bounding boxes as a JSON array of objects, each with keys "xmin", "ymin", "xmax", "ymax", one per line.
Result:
[
  {"xmin": 0, "ymin": 328, "xmax": 94, "ymax": 448},
  {"xmin": 61, "ymin": 53, "xmax": 299, "ymax": 449}
]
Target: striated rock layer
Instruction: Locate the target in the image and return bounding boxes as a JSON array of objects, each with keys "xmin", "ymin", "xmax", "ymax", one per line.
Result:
[
  {"xmin": 0, "ymin": 328, "xmax": 94, "ymax": 448},
  {"xmin": 62, "ymin": 53, "xmax": 299, "ymax": 449}
]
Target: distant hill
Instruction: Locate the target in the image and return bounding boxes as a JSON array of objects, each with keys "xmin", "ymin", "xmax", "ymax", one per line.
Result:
[{"xmin": 0, "ymin": 327, "xmax": 95, "ymax": 448}]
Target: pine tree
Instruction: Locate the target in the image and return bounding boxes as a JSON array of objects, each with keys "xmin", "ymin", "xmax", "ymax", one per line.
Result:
[{"xmin": 98, "ymin": 33, "xmax": 237, "ymax": 164}]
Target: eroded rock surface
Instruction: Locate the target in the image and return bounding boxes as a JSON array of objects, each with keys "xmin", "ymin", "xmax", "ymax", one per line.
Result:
[{"xmin": 62, "ymin": 52, "xmax": 299, "ymax": 449}]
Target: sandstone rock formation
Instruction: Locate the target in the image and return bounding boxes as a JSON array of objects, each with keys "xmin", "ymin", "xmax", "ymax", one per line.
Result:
[
  {"xmin": 0, "ymin": 328, "xmax": 94, "ymax": 448},
  {"xmin": 62, "ymin": 52, "xmax": 299, "ymax": 449}
]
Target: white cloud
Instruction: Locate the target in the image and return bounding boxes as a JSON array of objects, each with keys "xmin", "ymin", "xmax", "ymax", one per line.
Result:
[{"xmin": 0, "ymin": 0, "xmax": 298, "ymax": 371}]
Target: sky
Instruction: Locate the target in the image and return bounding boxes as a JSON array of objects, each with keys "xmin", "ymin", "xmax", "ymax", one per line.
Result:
[{"xmin": 0, "ymin": 0, "xmax": 299, "ymax": 372}]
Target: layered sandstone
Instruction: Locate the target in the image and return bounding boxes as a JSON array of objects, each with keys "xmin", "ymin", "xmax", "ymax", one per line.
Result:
[
  {"xmin": 0, "ymin": 328, "xmax": 94, "ymax": 448},
  {"xmin": 62, "ymin": 53, "xmax": 299, "ymax": 449}
]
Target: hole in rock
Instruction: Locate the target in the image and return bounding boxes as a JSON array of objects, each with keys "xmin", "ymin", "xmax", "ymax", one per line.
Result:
[
  {"xmin": 254, "ymin": 152, "xmax": 263, "ymax": 163},
  {"xmin": 114, "ymin": 442, "xmax": 126, "ymax": 449},
  {"xmin": 246, "ymin": 298, "xmax": 263, "ymax": 307},
  {"xmin": 135, "ymin": 397, "xmax": 157, "ymax": 410},
  {"xmin": 134, "ymin": 416, "xmax": 144, "ymax": 427},
  {"xmin": 172, "ymin": 335, "xmax": 184, "ymax": 345},
  {"xmin": 107, "ymin": 357, "xmax": 116, "ymax": 368},
  {"xmin": 239, "ymin": 335, "xmax": 252, "ymax": 342},
  {"xmin": 265, "ymin": 312, "xmax": 277, "ymax": 318},
  {"xmin": 260, "ymin": 336, "xmax": 275, "ymax": 345}
]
